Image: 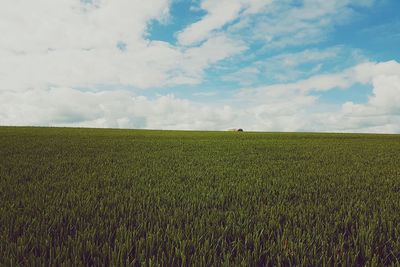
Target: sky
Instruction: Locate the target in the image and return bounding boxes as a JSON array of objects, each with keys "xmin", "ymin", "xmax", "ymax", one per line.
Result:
[{"xmin": 1, "ymin": 0, "xmax": 400, "ymax": 133}]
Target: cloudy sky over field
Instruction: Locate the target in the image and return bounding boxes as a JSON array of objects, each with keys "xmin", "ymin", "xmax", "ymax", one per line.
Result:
[{"xmin": 1, "ymin": 0, "xmax": 400, "ymax": 132}]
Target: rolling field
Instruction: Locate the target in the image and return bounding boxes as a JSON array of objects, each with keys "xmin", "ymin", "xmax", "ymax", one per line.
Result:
[{"xmin": 1, "ymin": 126, "xmax": 400, "ymax": 266}]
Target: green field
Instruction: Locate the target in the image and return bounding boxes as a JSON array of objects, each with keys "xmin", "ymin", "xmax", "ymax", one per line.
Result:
[{"xmin": 1, "ymin": 127, "xmax": 400, "ymax": 266}]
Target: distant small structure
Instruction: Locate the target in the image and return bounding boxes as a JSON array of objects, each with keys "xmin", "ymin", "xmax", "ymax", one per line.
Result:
[{"xmin": 228, "ymin": 128, "xmax": 244, "ymax": 132}]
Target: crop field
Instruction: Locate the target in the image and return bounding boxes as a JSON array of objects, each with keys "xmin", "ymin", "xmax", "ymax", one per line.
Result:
[{"xmin": 1, "ymin": 126, "xmax": 400, "ymax": 266}]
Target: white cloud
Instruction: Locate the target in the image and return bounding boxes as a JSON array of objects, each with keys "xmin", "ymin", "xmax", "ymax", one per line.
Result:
[
  {"xmin": 0, "ymin": 84, "xmax": 318, "ymax": 132},
  {"xmin": 238, "ymin": 60, "xmax": 400, "ymax": 98},
  {"xmin": 1, "ymin": 61, "xmax": 399, "ymax": 133},
  {"xmin": 246, "ymin": 47, "xmax": 348, "ymax": 83},
  {"xmin": 320, "ymin": 74, "xmax": 400, "ymax": 132},
  {"xmin": 267, "ymin": 48, "xmax": 341, "ymax": 67},
  {"xmin": 235, "ymin": 0, "xmax": 376, "ymax": 48},
  {"xmin": 236, "ymin": 60, "xmax": 400, "ymax": 133},
  {"xmin": 0, "ymin": 0, "xmax": 245, "ymax": 91},
  {"xmin": 0, "ymin": 0, "xmax": 170, "ymax": 51},
  {"xmin": 193, "ymin": 91, "xmax": 218, "ymax": 97},
  {"xmin": 0, "ymin": 87, "xmax": 237, "ymax": 130},
  {"xmin": 177, "ymin": 0, "xmax": 272, "ymax": 46},
  {"xmin": 222, "ymin": 46, "xmax": 368, "ymax": 85},
  {"xmin": 177, "ymin": 35, "xmax": 246, "ymax": 83},
  {"xmin": 222, "ymin": 67, "xmax": 260, "ymax": 86}
]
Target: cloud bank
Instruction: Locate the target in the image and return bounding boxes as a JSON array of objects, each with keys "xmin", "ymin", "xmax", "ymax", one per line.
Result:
[{"xmin": 2, "ymin": 61, "xmax": 399, "ymax": 133}]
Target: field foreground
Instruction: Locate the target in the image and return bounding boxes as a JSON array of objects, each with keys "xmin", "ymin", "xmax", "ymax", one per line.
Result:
[{"xmin": 1, "ymin": 127, "xmax": 400, "ymax": 266}]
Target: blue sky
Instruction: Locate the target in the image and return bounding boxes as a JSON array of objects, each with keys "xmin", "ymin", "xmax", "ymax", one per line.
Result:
[
  {"xmin": 0, "ymin": 0, "xmax": 400, "ymax": 132},
  {"xmin": 148, "ymin": 0, "xmax": 400, "ymax": 101}
]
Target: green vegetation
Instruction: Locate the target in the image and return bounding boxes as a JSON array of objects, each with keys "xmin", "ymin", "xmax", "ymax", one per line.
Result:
[{"xmin": 1, "ymin": 127, "xmax": 400, "ymax": 266}]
